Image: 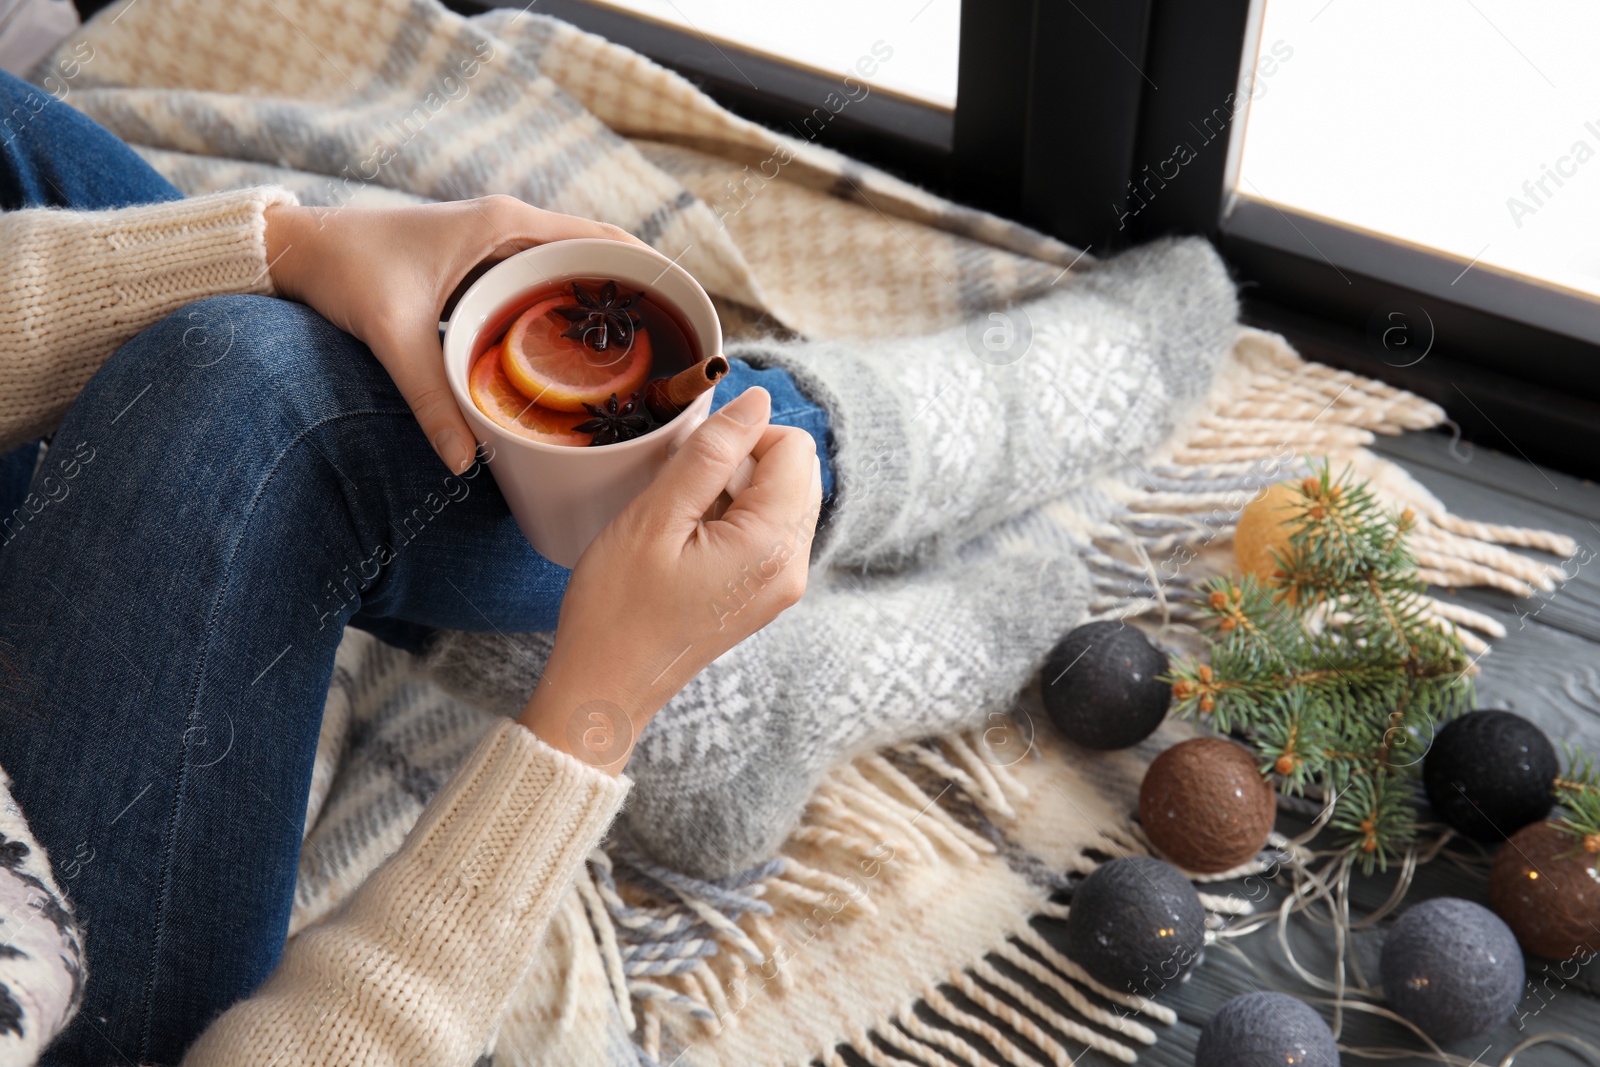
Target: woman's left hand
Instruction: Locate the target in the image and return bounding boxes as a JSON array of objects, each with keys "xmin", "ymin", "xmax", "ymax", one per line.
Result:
[
  {"xmin": 518, "ymin": 386, "xmax": 823, "ymax": 772},
  {"xmin": 264, "ymin": 196, "xmax": 650, "ymax": 474}
]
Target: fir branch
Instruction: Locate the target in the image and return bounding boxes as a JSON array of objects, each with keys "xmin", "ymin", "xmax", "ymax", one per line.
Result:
[
  {"xmin": 1334, "ymin": 768, "xmax": 1417, "ymax": 874},
  {"xmin": 1167, "ymin": 460, "xmax": 1472, "ymax": 872},
  {"xmin": 1556, "ymin": 742, "xmax": 1599, "ymax": 789},
  {"xmin": 1553, "ymin": 742, "xmax": 1600, "ymax": 855}
]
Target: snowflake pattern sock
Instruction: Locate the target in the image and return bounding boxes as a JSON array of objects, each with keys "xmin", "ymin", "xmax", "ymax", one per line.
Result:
[
  {"xmin": 735, "ymin": 236, "xmax": 1239, "ymax": 571},
  {"xmin": 427, "ymin": 534, "xmax": 1088, "ymax": 878}
]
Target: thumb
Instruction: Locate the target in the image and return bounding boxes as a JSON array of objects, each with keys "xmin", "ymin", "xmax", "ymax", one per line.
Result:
[
  {"xmin": 637, "ymin": 387, "xmax": 771, "ymax": 529},
  {"xmin": 368, "ymin": 324, "xmax": 478, "ymax": 474}
]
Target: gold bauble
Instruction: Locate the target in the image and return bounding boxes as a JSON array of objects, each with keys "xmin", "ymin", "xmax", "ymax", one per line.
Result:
[{"xmin": 1233, "ymin": 481, "xmax": 1305, "ymax": 584}]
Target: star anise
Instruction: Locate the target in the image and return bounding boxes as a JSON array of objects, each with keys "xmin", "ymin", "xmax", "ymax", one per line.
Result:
[
  {"xmin": 575, "ymin": 391, "xmax": 653, "ymax": 446},
  {"xmin": 554, "ymin": 280, "xmax": 642, "ymax": 353}
]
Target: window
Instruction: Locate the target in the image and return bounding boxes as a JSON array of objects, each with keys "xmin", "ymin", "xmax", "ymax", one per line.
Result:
[
  {"xmin": 1193, "ymin": 0, "xmax": 1600, "ymax": 473},
  {"xmin": 580, "ymin": 0, "xmax": 959, "ymax": 109},
  {"xmin": 1228, "ymin": 0, "xmax": 1600, "ymax": 343}
]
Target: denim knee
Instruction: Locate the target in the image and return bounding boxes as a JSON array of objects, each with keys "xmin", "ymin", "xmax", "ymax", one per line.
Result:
[
  {"xmin": 78, "ymin": 294, "xmax": 406, "ymax": 455},
  {"xmin": 1, "ymin": 69, "xmax": 183, "ymax": 211},
  {"xmin": 0, "ymin": 69, "xmax": 50, "ymax": 132}
]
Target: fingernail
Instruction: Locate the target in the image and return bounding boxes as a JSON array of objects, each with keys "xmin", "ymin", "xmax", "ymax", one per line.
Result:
[
  {"xmin": 434, "ymin": 429, "xmax": 472, "ymax": 472},
  {"xmin": 721, "ymin": 387, "xmax": 770, "ymax": 425}
]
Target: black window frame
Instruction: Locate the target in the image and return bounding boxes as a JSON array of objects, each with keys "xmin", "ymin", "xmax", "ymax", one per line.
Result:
[{"xmin": 451, "ymin": 0, "xmax": 1165, "ymax": 243}]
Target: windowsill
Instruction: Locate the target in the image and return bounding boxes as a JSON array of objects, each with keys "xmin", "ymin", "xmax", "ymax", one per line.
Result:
[{"xmin": 1242, "ymin": 294, "xmax": 1600, "ymax": 482}]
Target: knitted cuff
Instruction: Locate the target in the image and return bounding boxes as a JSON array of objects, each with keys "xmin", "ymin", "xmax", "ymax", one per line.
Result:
[
  {"xmin": 182, "ymin": 718, "xmax": 629, "ymax": 1065},
  {"xmin": 395, "ymin": 717, "xmax": 631, "ymax": 909},
  {"xmin": 728, "ymin": 338, "xmax": 915, "ymax": 572},
  {"xmin": 0, "ymin": 185, "xmax": 300, "ymax": 449}
]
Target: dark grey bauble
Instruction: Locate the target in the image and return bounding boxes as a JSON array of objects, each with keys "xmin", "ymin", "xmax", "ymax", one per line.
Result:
[
  {"xmin": 1423, "ymin": 710, "xmax": 1557, "ymax": 842},
  {"xmin": 1063, "ymin": 856, "xmax": 1206, "ymax": 996},
  {"xmin": 1042, "ymin": 621, "xmax": 1171, "ymax": 750},
  {"xmin": 1195, "ymin": 992, "xmax": 1340, "ymax": 1067},
  {"xmin": 1380, "ymin": 897, "xmax": 1525, "ymax": 1043}
]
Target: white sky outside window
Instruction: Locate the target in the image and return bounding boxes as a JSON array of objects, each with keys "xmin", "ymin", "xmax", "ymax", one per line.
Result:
[
  {"xmin": 1236, "ymin": 0, "xmax": 1600, "ymax": 300},
  {"xmin": 585, "ymin": 0, "xmax": 960, "ymax": 108}
]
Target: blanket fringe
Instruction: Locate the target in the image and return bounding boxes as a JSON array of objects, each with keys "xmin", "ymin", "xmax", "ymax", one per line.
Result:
[
  {"xmin": 807, "ymin": 909, "xmax": 1206, "ymax": 1067},
  {"xmin": 873, "ymin": 1019, "xmax": 957, "ymax": 1066},
  {"xmin": 1079, "ymin": 329, "xmax": 1576, "ymax": 651},
  {"xmin": 573, "ymin": 726, "xmax": 1230, "ymax": 1065}
]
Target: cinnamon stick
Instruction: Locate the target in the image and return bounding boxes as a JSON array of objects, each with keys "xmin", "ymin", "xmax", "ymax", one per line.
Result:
[{"xmin": 644, "ymin": 356, "xmax": 730, "ymax": 422}]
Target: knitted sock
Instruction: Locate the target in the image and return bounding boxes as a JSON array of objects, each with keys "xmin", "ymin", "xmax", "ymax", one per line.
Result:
[
  {"xmin": 425, "ymin": 531, "xmax": 1088, "ymax": 879},
  {"xmin": 735, "ymin": 236, "xmax": 1238, "ymax": 570}
]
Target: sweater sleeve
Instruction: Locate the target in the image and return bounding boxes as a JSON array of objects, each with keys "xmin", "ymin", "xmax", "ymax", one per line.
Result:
[
  {"xmin": 0, "ymin": 186, "xmax": 299, "ymax": 451},
  {"xmin": 180, "ymin": 718, "xmax": 631, "ymax": 1067}
]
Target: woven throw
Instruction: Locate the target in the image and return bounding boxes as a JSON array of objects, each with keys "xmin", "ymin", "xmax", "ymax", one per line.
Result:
[{"xmin": 42, "ymin": 1, "xmax": 1580, "ymax": 1062}]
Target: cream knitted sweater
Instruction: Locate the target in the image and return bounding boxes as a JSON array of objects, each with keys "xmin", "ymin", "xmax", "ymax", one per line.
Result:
[
  {"xmin": 1, "ymin": 189, "xmax": 632, "ymax": 1063},
  {"xmin": 0, "ymin": 186, "xmax": 298, "ymax": 450},
  {"xmin": 184, "ymin": 718, "xmax": 629, "ymax": 1065}
]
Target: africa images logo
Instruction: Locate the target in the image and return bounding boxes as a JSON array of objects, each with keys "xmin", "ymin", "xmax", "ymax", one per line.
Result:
[{"xmin": 1504, "ymin": 120, "xmax": 1600, "ymax": 229}]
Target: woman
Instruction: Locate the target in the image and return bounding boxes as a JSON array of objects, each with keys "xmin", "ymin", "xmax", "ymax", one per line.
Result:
[{"xmin": 0, "ymin": 68, "xmax": 826, "ymax": 1064}]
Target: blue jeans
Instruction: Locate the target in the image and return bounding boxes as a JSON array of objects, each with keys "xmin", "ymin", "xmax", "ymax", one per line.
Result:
[{"xmin": 0, "ymin": 70, "xmax": 833, "ymax": 1065}]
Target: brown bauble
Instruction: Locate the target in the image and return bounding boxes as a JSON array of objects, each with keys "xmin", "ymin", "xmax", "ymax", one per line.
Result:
[
  {"xmin": 1233, "ymin": 481, "xmax": 1304, "ymax": 585},
  {"xmin": 1488, "ymin": 820, "xmax": 1600, "ymax": 960},
  {"xmin": 1140, "ymin": 737, "xmax": 1277, "ymax": 874}
]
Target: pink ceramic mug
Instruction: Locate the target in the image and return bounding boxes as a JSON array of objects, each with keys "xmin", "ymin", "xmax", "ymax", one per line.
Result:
[{"xmin": 443, "ymin": 238, "xmax": 725, "ymax": 568}]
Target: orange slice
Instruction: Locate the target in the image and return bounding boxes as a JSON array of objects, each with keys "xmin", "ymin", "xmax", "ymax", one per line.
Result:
[
  {"xmin": 469, "ymin": 343, "xmax": 592, "ymax": 446},
  {"xmin": 500, "ymin": 294, "xmax": 652, "ymax": 412}
]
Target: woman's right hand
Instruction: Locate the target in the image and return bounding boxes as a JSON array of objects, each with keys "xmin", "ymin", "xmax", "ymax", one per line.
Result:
[
  {"xmin": 265, "ymin": 196, "xmax": 650, "ymax": 475},
  {"xmin": 517, "ymin": 386, "xmax": 822, "ymax": 771}
]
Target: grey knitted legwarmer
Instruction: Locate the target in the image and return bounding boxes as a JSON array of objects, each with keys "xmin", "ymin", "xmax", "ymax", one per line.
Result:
[
  {"xmin": 425, "ymin": 236, "xmax": 1237, "ymax": 878},
  {"xmin": 736, "ymin": 236, "xmax": 1238, "ymax": 570}
]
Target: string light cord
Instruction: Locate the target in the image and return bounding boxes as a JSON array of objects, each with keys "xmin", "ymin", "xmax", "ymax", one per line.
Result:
[{"xmin": 1207, "ymin": 824, "xmax": 1599, "ymax": 1063}]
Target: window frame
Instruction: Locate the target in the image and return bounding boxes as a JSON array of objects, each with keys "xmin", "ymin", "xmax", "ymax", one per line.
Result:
[{"xmin": 456, "ymin": 0, "xmax": 1161, "ymax": 250}]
